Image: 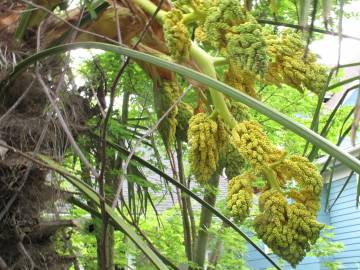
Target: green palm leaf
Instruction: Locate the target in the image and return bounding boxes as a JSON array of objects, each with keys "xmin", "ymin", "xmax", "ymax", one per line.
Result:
[
  {"xmin": 37, "ymin": 154, "xmax": 169, "ymax": 270},
  {"xmin": 5, "ymin": 41, "xmax": 360, "ymax": 177}
]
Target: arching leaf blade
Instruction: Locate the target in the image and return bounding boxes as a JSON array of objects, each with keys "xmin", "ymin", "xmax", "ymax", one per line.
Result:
[
  {"xmin": 37, "ymin": 154, "xmax": 169, "ymax": 270},
  {"xmin": 6, "ymin": 41, "xmax": 360, "ymax": 177}
]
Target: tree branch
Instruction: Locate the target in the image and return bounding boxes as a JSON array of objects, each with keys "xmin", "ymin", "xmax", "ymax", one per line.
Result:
[{"xmin": 257, "ymin": 19, "xmax": 360, "ymax": 41}]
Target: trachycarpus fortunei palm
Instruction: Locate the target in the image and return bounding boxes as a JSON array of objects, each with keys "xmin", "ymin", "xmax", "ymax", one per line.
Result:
[{"xmin": 1, "ymin": 0, "xmax": 355, "ymax": 269}]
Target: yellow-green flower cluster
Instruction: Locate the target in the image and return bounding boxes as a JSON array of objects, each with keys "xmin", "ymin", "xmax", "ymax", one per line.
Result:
[
  {"xmin": 287, "ymin": 189, "xmax": 321, "ymax": 216},
  {"xmin": 226, "ymin": 21, "xmax": 268, "ymax": 75},
  {"xmin": 264, "ymin": 30, "xmax": 327, "ymax": 95},
  {"xmin": 227, "ymin": 101, "xmax": 250, "ymax": 123},
  {"xmin": 227, "ymin": 173, "xmax": 254, "ymax": 222},
  {"xmin": 188, "ymin": 113, "xmax": 227, "ymax": 184},
  {"xmin": 154, "ymin": 80, "xmax": 180, "ymax": 148},
  {"xmin": 223, "ymin": 143, "xmax": 246, "ymax": 180},
  {"xmin": 285, "ymin": 155, "xmax": 323, "ymax": 195},
  {"xmin": 174, "ymin": 0, "xmax": 209, "ymax": 9},
  {"xmin": 203, "ymin": 0, "xmax": 248, "ymax": 48},
  {"xmin": 224, "ymin": 64, "xmax": 259, "ymax": 99},
  {"xmin": 227, "ymin": 118, "xmax": 324, "ymax": 267},
  {"xmin": 231, "ymin": 120, "xmax": 284, "ymax": 173},
  {"xmin": 163, "ymin": 9, "xmax": 191, "ymax": 61},
  {"xmin": 203, "ymin": 1, "xmax": 268, "ymax": 76},
  {"xmin": 274, "ymin": 155, "xmax": 323, "ymax": 215},
  {"xmin": 254, "ymin": 190, "xmax": 324, "ymax": 267},
  {"xmin": 230, "ymin": 121, "xmax": 322, "ymax": 197},
  {"xmin": 175, "ymin": 102, "xmax": 193, "ymax": 142}
]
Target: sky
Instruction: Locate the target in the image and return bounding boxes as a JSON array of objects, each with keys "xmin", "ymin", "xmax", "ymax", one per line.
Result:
[{"xmin": 311, "ymin": 0, "xmax": 360, "ymax": 66}]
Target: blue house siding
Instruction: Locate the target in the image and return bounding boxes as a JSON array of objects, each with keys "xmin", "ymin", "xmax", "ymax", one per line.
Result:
[
  {"xmin": 328, "ymin": 176, "xmax": 360, "ymax": 269},
  {"xmin": 246, "ymin": 175, "xmax": 360, "ymax": 269}
]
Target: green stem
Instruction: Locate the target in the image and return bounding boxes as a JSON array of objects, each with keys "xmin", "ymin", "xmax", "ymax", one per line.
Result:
[
  {"xmin": 262, "ymin": 167, "xmax": 280, "ymax": 190},
  {"xmin": 189, "ymin": 44, "xmax": 237, "ymax": 128},
  {"xmin": 182, "ymin": 10, "xmax": 206, "ymax": 25},
  {"xmin": 212, "ymin": 57, "xmax": 228, "ymax": 66},
  {"xmin": 134, "ymin": 0, "xmax": 167, "ymax": 23}
]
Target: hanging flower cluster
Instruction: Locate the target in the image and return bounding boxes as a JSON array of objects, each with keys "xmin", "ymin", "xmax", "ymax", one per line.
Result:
[
  {"xmin": 153, "ymin": 80, "xmax": 180, "ymax": 148},
  {"xmin": 163, "ymin": 9, "xmax": 191, "ymax": 61},
  {"xmin": 226, "ymin": 120, "xmax": 324, "ymax": 265},
  {"xmin": 227, "ymin": 173, "xmax": 254, "ymax": 222},
  {"xmin": 264, "ymin": 30, "xmax": 328, "ymax": 95},
  {"xmin": 175, "ymin": 101, "xmax": 193, "ymax": 142},
  {"xmin": 188, "ymin": 113, "xmax": 227, "ymax": 184},
  {"xmin": 150, "ymin": 1, "xmax": 328, "ymax": 267},
  {"xmin": 254, "ymin": 190, "xmax": 323, "ymax": 267}
]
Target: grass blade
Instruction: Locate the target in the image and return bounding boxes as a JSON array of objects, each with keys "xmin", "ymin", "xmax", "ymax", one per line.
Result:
[
  {"xmin": 307, "ymin": 85, "xmax": 359, "ymax": 160},
  {"xmin": 324, "ymin": 158, "xmax": 336, "ymax": 211},
  {"xmin": 328, "ymin": 171, "xmax": 355, "ymax": 212},
  {"xmin": 328, "ymin": 76, "xmax": 360, "ymax": 91}
]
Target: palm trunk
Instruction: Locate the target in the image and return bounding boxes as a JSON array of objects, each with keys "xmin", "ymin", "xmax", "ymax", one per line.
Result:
[{"xmin": 207, "ymin": 226, "xmax": 225, "ymax": 270}]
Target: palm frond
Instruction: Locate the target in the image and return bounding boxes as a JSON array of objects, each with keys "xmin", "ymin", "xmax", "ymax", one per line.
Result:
[{"xmin": 6, "ymin": 41, "xmax": 360, "ymax": 177}]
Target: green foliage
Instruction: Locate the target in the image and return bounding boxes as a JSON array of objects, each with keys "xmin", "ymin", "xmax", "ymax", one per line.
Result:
[
  {"xmin": 308, "ymin": 226, "xmax": 344, "ymax": 270},
  {"xmin": 137, "ymin": 207, "xmax": 189, "ymax": 269},
  {"xmin": 252, "ymin": 83, "xmax": 353, "ymax": 155},
  {"xmin": 66, "ymin": 206, "xmax": 128, "ymax": 269}
]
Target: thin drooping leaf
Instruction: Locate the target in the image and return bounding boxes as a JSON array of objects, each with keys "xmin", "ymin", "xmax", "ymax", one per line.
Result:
[
  {"xmin": 304, "ymin": 0, "xmax": 318, "ymax": 58},
  {"xmin": 323, "ymin": 109, "xmax": 353, "ymax": 209},
  {"xmin": 328, "ymin": 76, "xmax": 360, "ymax": 91},
  {"xmin": 6, "ymin": 41, "xmax": 360, "ymax": 177},
  {"xmin": 321, "ymin": 125, "xmax": 352, "ymax": 174},
  {"xmin": 324, "ymin": 158, "xmax": 336, "ymax": 211},
  {"xmin": 257, "ymin": 19, "xmax": 360, "ymax": 41},
  {"xmin": 320, "ymin": 109, "xmax": 354, "ymax": 174},
  {"xmin": 321, "ymin": 85, "xmax": 359, "ymax": 137},
  {"xmin": 307, "ymin": 85, "xmax": 359, "ymax": 160},
  {"xmin": 305, "ymin": 62, "xmax": 360, "ymax": 159},
  {"xmin": 328, "ymin": 171, "xmax": 355, "ymax": 212},
  {"xmin": 38, "ymin": 154, "xmax": 169, "ymax": 270},
  {"xmin": 321, "ymin": 121, "xmax": 350, "ymax": 211},
  {"xmin": 303, "ymin": 66, "xmax": 333, "ymax": 157}
]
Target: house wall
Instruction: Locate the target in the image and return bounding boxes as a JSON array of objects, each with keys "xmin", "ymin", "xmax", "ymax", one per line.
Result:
[
  {"xmin": 328, "ymin": 175, "xmax": 360, "ymax": 270},
  {"xmin": 245, "ymin": 174, "xmax": 360, "ymax": 270}
]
